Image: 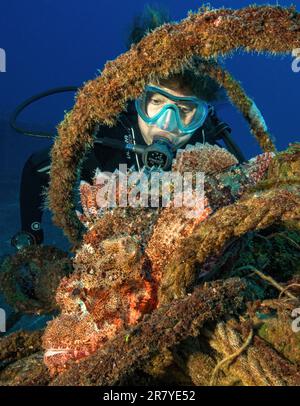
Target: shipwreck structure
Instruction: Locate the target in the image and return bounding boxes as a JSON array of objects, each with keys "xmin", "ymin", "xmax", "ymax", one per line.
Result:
[{"xmin": 0, "ymin": 4, "xmax": 299, "ymax": 386}]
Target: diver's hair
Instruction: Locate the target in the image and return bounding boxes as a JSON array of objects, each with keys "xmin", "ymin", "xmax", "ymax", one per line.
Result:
[
  {"xmin": 153, "ymin": 61, "xmax": 225, "ymax": 102},
  {"xmin": 126, "ymin": 4, "xmax": 223, "ymax": 101},
  {"xmin": 125, "ymin": 4, "xmax": 170, "ymax": 50}
]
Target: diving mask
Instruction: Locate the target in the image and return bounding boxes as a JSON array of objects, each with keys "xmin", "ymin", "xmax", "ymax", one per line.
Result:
[{"xmin": 135, "ymin": 85, "xmax": 209, "ymax": 135}]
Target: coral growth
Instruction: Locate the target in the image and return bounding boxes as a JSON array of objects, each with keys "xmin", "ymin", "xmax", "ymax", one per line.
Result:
[
  {"xmin": 48, "ymin": 4, "xmax": 300, "ymax": 244},
  {"xmin": 206, "ymin": 318, "xmax": 300, "ymax": 386},
  {"xmin": 40, "ymin": 141, "xmax": 300, "ymax": 383},
  {"xmin": 0, "ymin": 246, "xmax": 73, "ymax": 313},
  {"xmin": 0, "ymin": 330, "xmax": 43, "ymax": 368},
  {"xmin": 1, "ymin": 5, "xmax": 300, "ymax": 387},
  {"xmin": 50, "ymin": 278, "xmax": 247, "ymax": 385},
  {"xmin": 43, "ymin": 143, "xmax": 278, "ymax": 374},
  {"xmin": 0, "ymin": 353, "xmax": 50, "ymax": 386},
  {"xmin": 158, "ymin": 143, "xmax": 299, "ymax": 304},
  {"xmin": 0, "ymin": 330, "xmax": 50, "ymax": 386}
]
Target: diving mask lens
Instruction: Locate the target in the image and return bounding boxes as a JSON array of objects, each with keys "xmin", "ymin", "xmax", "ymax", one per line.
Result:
[{"xmin": 135, "ymin": 85, "xmax": 208, "ymax": 134}]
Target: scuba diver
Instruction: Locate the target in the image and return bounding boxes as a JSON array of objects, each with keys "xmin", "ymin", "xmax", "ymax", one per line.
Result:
[{"xmin": 10, "ymin": 7, "xmax": 245, "ymax": 250}]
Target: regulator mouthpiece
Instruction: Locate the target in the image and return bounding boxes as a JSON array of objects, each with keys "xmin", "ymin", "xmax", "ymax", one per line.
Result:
[{"xmin": 142, "ymin": 135, "xmax": 176, "ymax": 171}]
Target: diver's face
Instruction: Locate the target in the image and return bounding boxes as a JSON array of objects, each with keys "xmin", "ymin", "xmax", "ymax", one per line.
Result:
[{"xmin": 137, "ymin": 82, "xmax": 197, "ymax": 148}]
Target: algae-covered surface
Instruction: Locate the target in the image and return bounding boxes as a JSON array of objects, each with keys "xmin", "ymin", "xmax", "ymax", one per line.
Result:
[
  {"xmin": 1, "ymin": 4, "xmax": 300, "ymax": 386},
  {"xmin": 0, "ymin": 142, "xmax": 299, "ymax": 386}
]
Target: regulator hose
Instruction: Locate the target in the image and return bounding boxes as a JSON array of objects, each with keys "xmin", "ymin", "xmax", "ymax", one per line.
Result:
[{"xmin": 9, "ymin": 86, "xmax": 78, "ymax": 138}]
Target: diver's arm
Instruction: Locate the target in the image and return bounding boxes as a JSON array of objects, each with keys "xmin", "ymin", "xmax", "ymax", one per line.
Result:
[
  {"xmin": 19, "ymin": 150, "xmax": 51, "ymax": 243},
  {"xmin": 221, "ymin": 129, "xmax": 246, "ymax": 164},
  {"xmin": 206, "ymin": 109, "xmax": 246, "ymax": 163},
  {"xmin": 80, "ymin": 148, "xmax": 103, "ymax": 183},
  {"xmin": 12, "ymin": 148, "xmax": 52, "ymax": 248}
]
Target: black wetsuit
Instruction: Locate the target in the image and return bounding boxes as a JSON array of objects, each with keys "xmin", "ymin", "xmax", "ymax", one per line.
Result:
[{"xmin": 19, "ymin": 101, "xmax": 244, "ymax": 244}]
